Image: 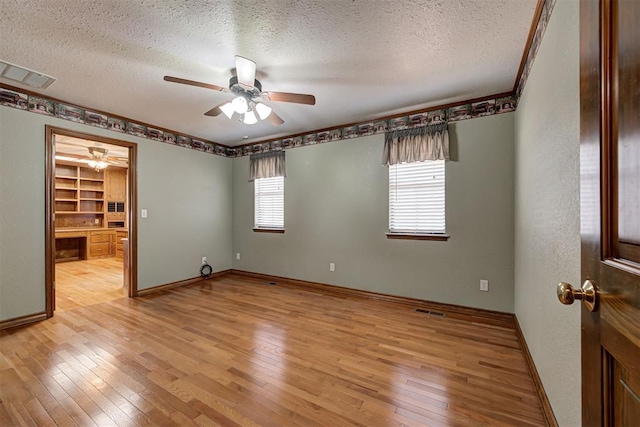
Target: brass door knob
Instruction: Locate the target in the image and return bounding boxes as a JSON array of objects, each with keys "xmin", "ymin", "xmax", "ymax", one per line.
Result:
[{"xmin": 557, "ymin": 280, "xmax": 598, "ymax": 312}]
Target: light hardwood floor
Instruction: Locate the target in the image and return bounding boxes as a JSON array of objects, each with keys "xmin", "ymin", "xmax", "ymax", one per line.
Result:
[
  {"xmin": 0, "ymin": 274, "xmax": 545, "ymax": 426},
  {"xmin": 55, "ymin": 258, "xmax": 126, "ymax": 312}
]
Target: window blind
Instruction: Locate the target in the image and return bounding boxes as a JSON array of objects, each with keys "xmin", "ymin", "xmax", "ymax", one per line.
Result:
[
  {"xmin": 389, "ymin": 160, "xmax": 445, "ymax": 234},
  {"xmin": 255, "ymin": 176, "xmax": 284, "ymax": 229}
]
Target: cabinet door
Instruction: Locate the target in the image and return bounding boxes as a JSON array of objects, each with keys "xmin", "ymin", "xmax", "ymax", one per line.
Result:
[
  {"xmin": 106, "ymin": 169, "xmax": 126, "ymax": 201},
  {"xmin": 90, "ymin": 233, "xmax": 111, "ymax": 243},
  {"xmin": 89, "ymin": 242, "xmax": 110, "ymax": 257}
]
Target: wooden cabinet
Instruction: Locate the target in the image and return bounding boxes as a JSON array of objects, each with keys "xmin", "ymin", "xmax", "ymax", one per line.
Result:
[
  {"xmin": 105, "ymin": 168, "xmax": 127, "ymax": 228},
  {"xmin": 88, "ymin": 230, "xmax": 116, "ymax": 259},
  {"xmin": 116, "ymin": 230, "xmax": 128, "ymax": 259},
  {"xmin": 89, "ymin": 242, "xmax": 110, "ymax": 258},
  {"xmin": 105, "ymin": 168, "xmax": 126, "ymax": 201}
]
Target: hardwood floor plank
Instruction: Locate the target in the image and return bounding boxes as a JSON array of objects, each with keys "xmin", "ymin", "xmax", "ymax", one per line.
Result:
[
  {"xmin": 51, "ymin": 369, "xmax": 119, "ymax": 426},
  {"xmin": 6, "ymin": 399, "xmax": 38, "ymax": 427},
  {"xmin": 55, "ymin": 258, "xmax": 125, "ymax": 313},
  {"xmin": 58, "ymin": 397, "xmax": 99, "ymax": 427},
  {"xmin": 0, "ymin": 273, "xmax": 546, "ymax": 426},
  {"xmin": 0, "ymin": 401, "xmax": 16, "ymax": 426},
  {"xmin": 14, "ymin": 372, "xmax": 76, "ymax": 426},
  {"xmin": 21, "ymin": 398, "xmax": 57, "ymax": 427}
]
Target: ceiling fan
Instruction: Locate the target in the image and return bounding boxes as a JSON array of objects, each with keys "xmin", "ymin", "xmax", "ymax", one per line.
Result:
[
  {"xmin": 87, "ymin": 147, "xmax": 111, "ymax": 171},
  {"xmin": 164, "ymin": 56, "xmax": 316, "ymax": 126},
  {"xmin": 84, "ymin": 146, "xmax": 129, "ymax": 170}
]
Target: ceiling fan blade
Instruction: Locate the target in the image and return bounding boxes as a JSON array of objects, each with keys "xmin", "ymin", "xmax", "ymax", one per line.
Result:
[
  {"xmin": 268, "ymin": 110, "xmax": 284, "ymax": 126},
  {"xmin": 164, "ymin": 76, "xmax": 226, "ymax": 92},
  {"xmin": 235, "ymin": 56, "xmax": 256, "ymax": 87},
  {"xmin": 204, "ymin": 100, "xmax": 232, "ymax": 117},
  {"xmin": 264, "ymin": 91, "xmax": 316, "ymax": 105}
]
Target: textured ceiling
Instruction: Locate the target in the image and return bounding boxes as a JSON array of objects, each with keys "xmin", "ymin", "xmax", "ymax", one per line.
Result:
[
  {"xmin": 0, "ymin": 0, "xmax": 537, "ymax": 146},
  {"xmin": 55, "ymin": 135, "xmax": 129, "ymax": 158}
]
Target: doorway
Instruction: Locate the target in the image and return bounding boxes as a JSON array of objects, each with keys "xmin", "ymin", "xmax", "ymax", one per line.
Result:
[{"xmin": 45, "ymin": 126, "xmax": 138, "ymax": 316}]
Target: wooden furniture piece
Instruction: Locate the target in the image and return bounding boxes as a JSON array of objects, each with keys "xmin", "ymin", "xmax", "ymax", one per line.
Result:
[
  {"xmin": 54, "ymin": 160, "xmax": 128, "ymax": 262},
  {"xmin": 54, "ymin": 162, "xmax": 105, "ymax": 229},
  {"xmin": 122, "ymin": 238, "xmax": 129, "ymax": 290},
  {"xmin": 88, "ymin": 229, "xmax": 116, "ymax": 259},
  {"xmin": 105, "ymin": 168, "xmax": 127, "ymax": 228},
  {"xmin": 116, "ymin": 230, "xmax": 128, "ymax": 259},
  {"xmin": 54, "ymin": 230, "xmax": 88, "ymax": 263},
  {"xmin": 54, "ymin": 229, "xmax": 119, "ymax": 261}
]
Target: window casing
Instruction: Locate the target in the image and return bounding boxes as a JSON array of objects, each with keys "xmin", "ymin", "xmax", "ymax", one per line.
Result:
[
  {"xmin": 389, "ymin": 160, "xmax": 445, "ymax": 234},
  {"xmin": 254, "ymin": 176, "xmax": 284, "ymax": 229}
]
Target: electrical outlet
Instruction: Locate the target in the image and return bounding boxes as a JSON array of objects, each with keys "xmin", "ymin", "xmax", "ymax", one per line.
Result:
[
  {"xmin": 330, "ymin": 263, "xmax": 335, "ymax": 272},
  {"xmin": 141, "ymin": 208, "xmax": 148, "ymax": 218},
  {"xmin": 202, "ymin": 257, "xmax": 207, "ymax": 265},
  {"xmin": 236, "ymin": 253, "xmax": 240, "ymax": 260},
  {"xmin": 480, "ymin": 280, "xmax": 489, "ymax": 292}
]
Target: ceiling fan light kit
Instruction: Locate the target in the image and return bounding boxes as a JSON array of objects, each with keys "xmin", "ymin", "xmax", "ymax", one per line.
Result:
[
  {"xmin": 231, "ymin": 96, "xmax": 248, "ymax": 114},
  {"xmin": 219, "ymin": 102, "xmax": 235, "ymax": 119},
  {"xmin": 88, "ymin": 160, "xmax": 108, "ymax": 170},
  {"xmin": 243, "ymin": 110, "xmax": 258, "ymax": 125},
  {"xmin": 255, "ymin": 102, "xmax": 272, "ymax": 120},
  {"xmin": 87, "ymin": 147, "xmax": 109, "ymax": 171},
  {"xmin": 164, "ymin": 55, "xmax": 316, "ymax": 127}
]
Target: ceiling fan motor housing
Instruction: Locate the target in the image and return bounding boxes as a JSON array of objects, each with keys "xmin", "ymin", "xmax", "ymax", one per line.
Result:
[{"xmin": 229, "ymin": 76, "xmax": 262, "ymax": 100}]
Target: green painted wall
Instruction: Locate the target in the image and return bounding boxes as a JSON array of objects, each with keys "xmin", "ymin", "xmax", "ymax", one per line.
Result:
[
  {"xmin": 232, "ymin": 113, "xmax": 515, "ymax": 312},
  {"xmin": 514, "ymin": 0, "xmax": 581, "ymax": 425},
  {"xmin": 0, "ymin": 107, "xmax": 232, "ymax": 321}
]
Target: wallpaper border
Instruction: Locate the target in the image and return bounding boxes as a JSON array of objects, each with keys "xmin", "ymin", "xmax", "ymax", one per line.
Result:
[{"xmin": 0, "ymin": 0, "xmax": 555, "ymax": 159}]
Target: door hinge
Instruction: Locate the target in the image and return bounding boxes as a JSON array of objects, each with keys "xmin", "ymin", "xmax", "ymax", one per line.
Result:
[{"xmin": 52, "ymin": 281, "xmax": 55, "ymax": 289}]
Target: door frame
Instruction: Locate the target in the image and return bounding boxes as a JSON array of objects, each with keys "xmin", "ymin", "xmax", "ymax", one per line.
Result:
[
  {"xmin": 45, "ymin": 125, "xmax": 139, "ymax": 317},
  {"xmin": 579, "ymin": 0, "xmax": 603, "ymax": 423}
]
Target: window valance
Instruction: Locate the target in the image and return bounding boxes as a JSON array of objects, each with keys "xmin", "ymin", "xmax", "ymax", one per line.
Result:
[
  {"xmin": 382, "ymin": 123, "xmax": 450, "ymax": 166},
  {"xmin": 249, "ymin": 151, "xmax": 286, "ymax": 181}
]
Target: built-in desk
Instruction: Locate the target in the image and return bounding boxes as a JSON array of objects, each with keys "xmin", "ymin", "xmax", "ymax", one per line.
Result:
[
  {"xmin": 55, "ymin": 230, "xmax": 88, "ymax": 262},
  {"xmin": 55, "ymin": 228, "xmax": 127, "ymax": 262}
]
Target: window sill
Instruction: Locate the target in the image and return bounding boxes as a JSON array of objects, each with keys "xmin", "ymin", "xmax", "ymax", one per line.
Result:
[
  {"xmin": 386, "ymin": 233, "xmax": 450, "ymax": 241},
  {"xmin": 253, "ymin": 228, "xmax": 285, "ymax": 234}
]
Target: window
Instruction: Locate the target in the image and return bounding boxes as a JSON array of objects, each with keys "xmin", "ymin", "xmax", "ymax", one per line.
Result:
[
  {"xmin": 389, "ymin": 160, "xmax": 445, "ymax": 235},
  {"xmin": 254, "ymin": 176, "xmax": 284, "ymax": 229}
]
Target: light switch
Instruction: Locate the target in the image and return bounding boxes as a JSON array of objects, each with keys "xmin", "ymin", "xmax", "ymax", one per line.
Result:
[{"xmin": 141, "ymin": 209, "xmax": 148, "ymax": 218}]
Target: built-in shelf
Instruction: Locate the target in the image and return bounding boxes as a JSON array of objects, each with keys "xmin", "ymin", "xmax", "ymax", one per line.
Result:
[
  {"xmin": 55, "ymin": 162, "xmax": 106, "ymax": 228},
  {"xmin": 55, "ymin": 161, "xmax": 127, "ymax": 231}
]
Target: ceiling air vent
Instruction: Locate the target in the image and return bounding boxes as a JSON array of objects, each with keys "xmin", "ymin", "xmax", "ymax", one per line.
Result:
[{"xmin": 0, "ymin": 60, "xmax": 56, "ymax": 89}]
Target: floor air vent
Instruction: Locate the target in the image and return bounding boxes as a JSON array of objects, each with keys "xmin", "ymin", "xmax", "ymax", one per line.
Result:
[{"xmin": 415, "ymin": 308, "xmax": 446, "ymax": 317}]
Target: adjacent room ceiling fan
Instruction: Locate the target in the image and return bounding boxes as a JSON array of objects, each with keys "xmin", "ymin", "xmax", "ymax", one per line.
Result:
[
  {"xmin": 164, "ymin": 56, "xmax": 316, "ymax": 126},
  {"xmin": 87, "ymin": 147, "xmax": 111, "ymax": 171},
  {"xmin": 84, "ymin": 146, "xmax": 129, "ymax": 170}
]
